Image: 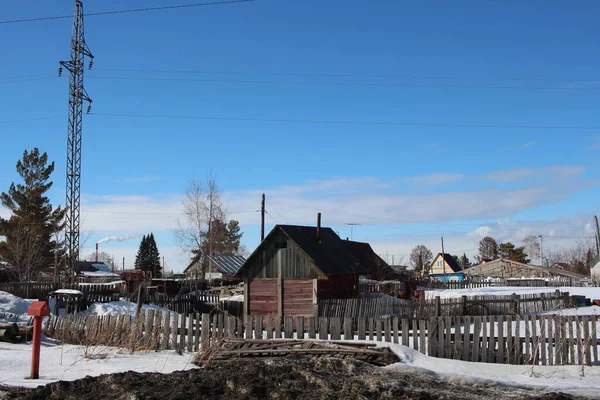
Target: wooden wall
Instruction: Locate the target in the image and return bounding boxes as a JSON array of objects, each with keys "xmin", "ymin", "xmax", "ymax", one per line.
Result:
[
  {"xmin": 238, "ymin": 230, "xmax": 325, "ymax": 279},
  {"xmin": 317, "ymin": 275, "xmax": 359, "ymax": 299},
  {"xmin": 248, "ymin": 278, "xmax": 278, "ymax": 315},
  {"xmin": 248, "ymin": 276, "xmax": 358, "ymax": 318}
]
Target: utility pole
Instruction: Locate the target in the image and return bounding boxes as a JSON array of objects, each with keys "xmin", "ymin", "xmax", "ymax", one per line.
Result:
[
  {"xmin": 122, "ymin": 257, "xmax": 125, "ymax": 271},
  {"xmin": 538, "ymin": 235, "xmax": 543, "ymax": 267},
  {"xmin": 441, "ymin": 236, "xmax": 446, "ymax": 274},
  {"xmin": 260, "ymin": 193, "xmax": 265, "ymax": 241},
  {"xmin": 59, "ymin": 0, "xmax": 94, "ymax": 279},
  {"xmin": 595, "ymin": 216, "xmax": 600, "ymax": 256}
]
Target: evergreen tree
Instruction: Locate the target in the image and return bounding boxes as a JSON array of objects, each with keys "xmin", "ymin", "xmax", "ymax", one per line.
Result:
[
  {"xmin": 134, "ymin": 234, "xmax": 161, "ymax": 277},
  {"xmin": 498, "ymin": 241, "xmax": 530, "ymax": 264},
  {"xmin": 459, "ymin": 253, "xmax": 472, "ymax": 270},
  {"xmin": 0, "ymin": 148, "xmax": 66, "ymax": 282},
  {"xmin": 198, "ymin": 219, "xmax": 243, "ymax": 256},
  {"xmin": 134, "ymin": 235, "xmax": 147, "ymax": 270}
]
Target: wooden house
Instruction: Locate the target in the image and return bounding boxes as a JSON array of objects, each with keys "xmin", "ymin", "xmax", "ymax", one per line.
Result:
[{"xmin": 235, "ymin": 223, "xmax": 367, "ymax": 318}]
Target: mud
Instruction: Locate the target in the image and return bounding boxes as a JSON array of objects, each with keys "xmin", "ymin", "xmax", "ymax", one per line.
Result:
[{"xmin": 1, "ymin": 357, "xmax": 590, "ymax": 400}]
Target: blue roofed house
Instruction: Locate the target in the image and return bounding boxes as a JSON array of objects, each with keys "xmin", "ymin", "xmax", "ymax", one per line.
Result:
[{"xmin": 184, "ymin": 254, "xmax": 246, "ymax": 280}]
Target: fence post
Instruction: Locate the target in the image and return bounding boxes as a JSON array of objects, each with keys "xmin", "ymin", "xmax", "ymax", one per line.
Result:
[
  {"xmin": 563, "ymin": 292, "xmax": 570, "ymax": 308},
  {"xmin": 435, "ymin": 296, "xmax": 441, "ymax": 317},
  {"xmin": 461, "ymin": 295, "xmax": 467, "ymax": 316},
  {"xmin": 510, "ymin": 293, "xmax": 518, "ymax": 315}
]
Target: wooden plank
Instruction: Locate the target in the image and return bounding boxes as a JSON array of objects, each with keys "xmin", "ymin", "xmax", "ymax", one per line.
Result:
[
  {"xmin": 592, "ymin": 315, "xmax": 599, "ymax": 365},
  {"xmin": 319, "ymin": 317, "xmax": 328, "ymax": 340},
  {"xmin": 170, "ymin": 311, "xmax": 178, "ymax": 350},
  {"xmin": 274, "ymin": 316, "xmax": 281, "ymax": 339},
  {"xmin": 568, "ymin": 316, "xmax": 576, "ymax": 365},
  {"xmin": 283, "ymin": 316, "xmax": 293, "ymax": 339},
  {"xmin": 344, "ymin": 318, "xmax": 353, "ymax": 341},
  {"xmin": 531, "ymin": 315, "xmax": 538, "ymax": 365},
  {"xmin": 308, "ymin": 316, "xmax": 316, "ymax": 339},
  {"xmin": 401, "ymin": 319, "xmax": 409, "ymax": 347},
  {"xmin": 358, "ymin": 318, "xmax": 366, "ymax": 341},
  {"xmin": 453, "ymin": 316, "xmax": 461, "ymax": 360},
  {"xmin": 576, "ymin": 316, "xmax": 583, "ymax": 366},
  {"xmin": 427, "ymin": 318, "xmax": 434, "ymax": 357},
  {"xmin": 375, "ymin": 318, "xmax": 382, "ymax": 342},
  {"xmin": 481, "ymin": 315, "xmax": 488, "ymax": 363},
  {"xmin": 524, "ymin": 315, "xmax": 530, "ymax": 364},
  {"xmin": 546, "ymin": 317, "xmax": 553, "ymax": 366},
  {"xmin": 472, "ymin": 316, "xmax": 481, "ymax": 363},
  {"xmin": 187, "ymin": 313, "xmax": 194, "ymax": 352},
  {"xmin": 540, "ymin": 316, "xmax": 547, "ymax": 365},
  {"xmin": 245, "ymin": 315, "xmax": 253, "ymax": 339},
  {"xmin": 392, "ymin": 317, "xmax": 399, "ymax": 344},
  {"xmin": 297, "ymin": 316, "xmax": 305, "ymax": 340},
  {"xmin": 144, "ymin": 310, "xmax": 154, "ymax": 346},
  {"xmin": 554, "ymin": 316, "xmax": 561, "ymax": 366},
  {"xmin": 462, "ymin": 316, "xmax": 470, "ymax": 362},
  {"xmin": 497, "ymin": 315, "xmax": 504, "ymax": 364},
  {"xmin": 418, "ymin": 319, "xmax": 426, "ymax": 354},
  {"xmin": 506, "ymin": 316, "xmax": 512, "ymax": 365},
  {"xmin": 368, "ymin": 318, "xmax": 374, "ymax": 341},
  {"xmin": 444, "ymin": 316, "xmax": 452, "ymax": 359},
  {"xmin": 201, "ymin": 313, "xmax": 210, "ymax": 348},
  {"xmin": 583, "ymin": 315, "xmax": 592, "ymax": 367},
  {"xmin": 255, "ymin": 315, "xmax": 263, "ymax": 340},
  {"xmin": 330, "ymin": 318, "xmax": 341, "ymax": 340},
  {"xmin": 384, "ymin": 318, "xmax": 391, "ymax": 343}
]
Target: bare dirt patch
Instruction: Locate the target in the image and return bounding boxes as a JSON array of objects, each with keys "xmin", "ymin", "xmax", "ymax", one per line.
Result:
[{"xmin": 1, "ymin": 357, "xmax": 590, "ymax": 400}]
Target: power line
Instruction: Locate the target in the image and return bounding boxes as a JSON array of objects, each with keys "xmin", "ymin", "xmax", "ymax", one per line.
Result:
[
  {"xmin": 0, "ymin": 76, "xmax": 57, "ymax": 85},
  {"xmin": 0, "ymin": 116, "xmax": 64, "ymax": 124},
  {"xmin": 90, "ymin": 112, "xmax": 600, "ymax": 131},
  {"xmin": 82, "ymin": 209, "xmax": 256, "ymax": 216},
  {"xmin": 94, "ymin": 67, "xmax": 600, "ymax": 84},
  {"xmin": 86, "ymin": 75, "xmax": 600, "ymax": 91},
  {"xmin": 0, "ymin": 0, "xmax": 255, "ymax": 25}
]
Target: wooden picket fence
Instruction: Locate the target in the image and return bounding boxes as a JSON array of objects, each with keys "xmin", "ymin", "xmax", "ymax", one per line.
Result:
[
  {"xmin": 44, "ymin": 308, "xmax": 600, "ymax": 367},
  {"xmin": 429, "ymin": 314, "xmax": 600, "ymax": 366},
  {"xmin": 319, "ymin": 291, "xmax": 568, "ymax": 319}
]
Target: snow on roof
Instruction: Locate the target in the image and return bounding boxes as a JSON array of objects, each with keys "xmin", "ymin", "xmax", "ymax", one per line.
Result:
[
  {"xmin": 77, "ymin": 280, "xmax": 125, "ymax": 286},
  {"xmin": 91, "ymin": 263, "xmax": 112, "ymax": 273},
  {"xmin": 51, "ymin": 289, "xmax": 83, "ymax": 295},
  {"xmin": 79, "ymin": 271, "xmax": 121, "ymax": 277}
]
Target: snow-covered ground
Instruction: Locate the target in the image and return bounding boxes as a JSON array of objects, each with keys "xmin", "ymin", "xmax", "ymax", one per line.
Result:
[
  {"xmin": 79, "ymin": 300, "xmax": 170, "ymax": 317},
  {"xmin": 0, "ymin": 291, "xmax": 34, "ymax": 324},
  {"xmin": 425, "ymin": 286, "xmax": 600, "ymax": 300},
  {"xmin": 1, "ymin": 338, "xmax": 600, "ymax": 396},
  {"xmin": 0, "ymin": 338, "xmax": 197, "ymax": 389},
  {"xmin": 387, "ymin": 343, "xmax": 600, "ymax": 397}
]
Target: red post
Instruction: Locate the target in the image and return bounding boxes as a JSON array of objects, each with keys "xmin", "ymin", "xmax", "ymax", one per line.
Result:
[
  {"xmin": 27, "ymin": 301, "xmax": 50, "ymax": 380},
  {"xmin": 31, "ymin": 316, "xmax": 43, "ymax": 379}
]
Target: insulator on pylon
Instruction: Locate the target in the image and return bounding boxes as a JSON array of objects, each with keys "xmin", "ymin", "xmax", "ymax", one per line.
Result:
[
  {"xmin": 87, "ymin": 104, "xmax": 92, "ymax": 114},
  {"xmin": 88, "ymin": 60, "xmax": 93, "ymax": 70},
  {"xmin": 58, "ymin": 66, "xmax": 63, "ymax": 77}
]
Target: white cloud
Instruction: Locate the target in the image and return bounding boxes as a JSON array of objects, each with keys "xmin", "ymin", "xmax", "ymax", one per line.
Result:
[
  {"xmin": 520, "ymin": 141, "xmax": 537, "ymax": 149},
  {"xmin": 483, "ymin": 166, "xmax": 585, "ymax": 183},
  {"xmin": 406, "ymin": 173, "xmax": 464, "ymax": 186}
]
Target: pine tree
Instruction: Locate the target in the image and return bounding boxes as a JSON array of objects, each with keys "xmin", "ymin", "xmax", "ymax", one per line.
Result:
[
  {"xmin": 459, "ymin": 253, "xmax": 472, "ymax": 270},
  {"xmin": 134, "ymin": 234, "xmax": 161, "ymax": 277},
  {"xmin": 134, "ymin": 235, "xmax": 147, "ymax": 270},
  {"xmin": 0, "ymin": 148, "xmax": 66, "ymax": 282}
]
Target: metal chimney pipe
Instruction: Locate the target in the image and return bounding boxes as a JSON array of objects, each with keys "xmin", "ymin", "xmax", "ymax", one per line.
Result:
[
  {"xmin": 317, "ymin": 213, "xmax": 321, "ymax": 242},
  {"xmin": 95, "ymin": 243, "xmax": 98, "ymax": 262}
]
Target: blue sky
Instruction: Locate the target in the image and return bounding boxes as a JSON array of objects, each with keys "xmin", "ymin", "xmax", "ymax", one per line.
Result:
[{"xmin": 1, "ymin": 0, "xmax": 599, "ymax": 271}]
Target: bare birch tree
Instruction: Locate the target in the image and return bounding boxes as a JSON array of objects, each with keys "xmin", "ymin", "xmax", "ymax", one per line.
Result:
[{"xmin": 175, "ymin": 173, "xmax": 226, "ymax": 281}]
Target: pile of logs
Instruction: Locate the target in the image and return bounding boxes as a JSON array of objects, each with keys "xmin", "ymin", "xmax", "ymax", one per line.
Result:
[
  {"xmin": 0, "ymin": 323, "xmax": 32, "ymax": 343},
  {"xmin": 195, "ymin": 339, "xmax": 400, "ymax": 367}
]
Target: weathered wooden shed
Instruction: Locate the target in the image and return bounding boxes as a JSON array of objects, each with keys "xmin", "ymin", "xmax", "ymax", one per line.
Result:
[{"xmin": 235, "ymin": 224, "xmax": 367, "ymax": 318}]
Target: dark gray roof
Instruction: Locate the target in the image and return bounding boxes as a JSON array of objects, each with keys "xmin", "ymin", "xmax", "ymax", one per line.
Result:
[
  {"xmin": 206, "ymin": 254, "xmax": 246, "ymax": 275},
  {"xmin": 278, "ymin": 225, "xmax": 367, "ymax": 276}
]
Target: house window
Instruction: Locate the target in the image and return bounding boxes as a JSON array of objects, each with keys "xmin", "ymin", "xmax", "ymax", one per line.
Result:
[{"xmin": 437, "ymin": 260, "xmax": 443, "ymax": 267}]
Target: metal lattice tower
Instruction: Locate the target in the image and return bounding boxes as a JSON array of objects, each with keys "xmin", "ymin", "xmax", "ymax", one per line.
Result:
[{"xmin": 58, "ymin": 0, "xmax": 94, "ymax": 276}]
